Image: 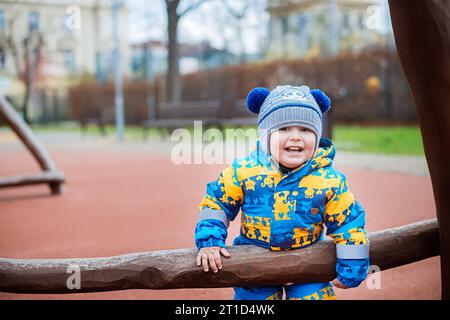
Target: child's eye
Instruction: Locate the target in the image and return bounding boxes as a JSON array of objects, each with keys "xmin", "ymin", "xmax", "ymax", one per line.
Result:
[
  {"xmin": 301, "ymin": 127, "xmax": 310, "ymax": 132},
  {"xmin": 279, "ymin": 127, "xmax": 289, "ymax": 131}
]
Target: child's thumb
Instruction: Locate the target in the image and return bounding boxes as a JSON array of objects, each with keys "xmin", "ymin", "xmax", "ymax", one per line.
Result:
[{"xmin": 220, "ymin": 248, "xmax": 231, "ymax": 257}]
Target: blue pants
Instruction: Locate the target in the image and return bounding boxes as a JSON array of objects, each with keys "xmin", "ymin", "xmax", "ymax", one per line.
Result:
[
  {"xmin": 234, "ymin": 282, "xmax": 336, "ymax": 300},
  {"xmin": 232, "ymin": 235, "xmax": 336, "ymax": 300}
]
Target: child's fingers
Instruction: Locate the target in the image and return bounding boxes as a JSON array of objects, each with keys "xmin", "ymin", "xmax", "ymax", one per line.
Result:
[
  {"xmin": 208, "ymin": 253, "xmax": 218, "ymax": 273},
  {"xmin": 201, "ymin": 253, "xmax": 209, "ymax": 272},
  {"xmin": 214, "ymin": 251, "xmax": 222, "ymax": 270},
  {"xmin": 220, "ymin": 248, "xmax": 231, "ymax": 257},
  {"xmin": 332, "ymin": 278, "xmax": 347, "ymax": 289},
  {"xmin": 196, "ymin": 252, "xmax": 202, "ymax": 266}
]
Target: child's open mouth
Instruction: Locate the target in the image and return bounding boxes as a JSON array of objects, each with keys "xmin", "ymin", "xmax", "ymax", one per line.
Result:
[{"xmin": 285, "ymin": 146, "xmax": 304, "ymax": 153}]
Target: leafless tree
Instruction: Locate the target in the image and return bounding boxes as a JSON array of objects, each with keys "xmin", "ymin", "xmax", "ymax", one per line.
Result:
[
  {"xmin": 1, "ymin": 19, "xmax": 44, "ymax": 124},
  {"xmin": 221, "ymin": 0, "xmax": 250, "ymax": 63},
  {"xmin": 164, "ymin": 0, "xmax": 207, "ymax": 102}
]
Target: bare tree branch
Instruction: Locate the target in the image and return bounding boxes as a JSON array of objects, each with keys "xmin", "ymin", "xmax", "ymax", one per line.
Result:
[
  {"xmin": 4, "ymin": 19, "xmax": 24, "ymax": 81},
  {"xmin": 164, "ymin": 0, "xmax": 208, "ymax": 101},
  {"xmin": 178, "ymin": 0, "xmax": 208, "ymax": 18},
  {"xmin": 222, "ymin": 0, "xmax": 249, "ymax": 19}
]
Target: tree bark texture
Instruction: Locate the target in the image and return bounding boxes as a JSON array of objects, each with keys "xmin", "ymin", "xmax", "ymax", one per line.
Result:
[{"xmin": 388, "ymin": 0, "xmax": 450, "ymax": 299}]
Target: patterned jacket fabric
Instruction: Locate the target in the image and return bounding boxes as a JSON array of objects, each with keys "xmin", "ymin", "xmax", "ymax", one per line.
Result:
[{"xmin": 195, "ymin": 137, "xmax": 370, "ymax": 290}]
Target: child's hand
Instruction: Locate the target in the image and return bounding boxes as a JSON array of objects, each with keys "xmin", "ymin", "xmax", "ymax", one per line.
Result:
[
  {"xmin": 196, "ymin": 246, "xmax": 231, "ymax": 273},
  {"xmin": 332, "ymin": 278, "xmax": 349, "ymax": 289}
]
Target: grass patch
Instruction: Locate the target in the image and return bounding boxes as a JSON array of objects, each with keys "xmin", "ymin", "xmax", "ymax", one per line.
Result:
[
  {"xmin": 333, "ymin": 125, "xmax": 424, "ymax": 156},
  {"xmin": 29, "ymin": 122, "xmax": 154, "ymax": 140},
  {"xmin": 24, "ymin": 123, "xmax": 425, "ymax": 156}
]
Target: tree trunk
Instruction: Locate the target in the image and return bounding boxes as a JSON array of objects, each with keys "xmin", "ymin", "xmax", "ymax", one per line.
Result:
[
  {"xmin": 388, "ymin": 0, "xmax": 450, "ymax": 300},
  {"xmin": 166, "ymin": 1, "xmax": 181, "ymax": 103},
  {"xmin": 21, "ymin": 86, "xmax": 30, "ymax": 124}
]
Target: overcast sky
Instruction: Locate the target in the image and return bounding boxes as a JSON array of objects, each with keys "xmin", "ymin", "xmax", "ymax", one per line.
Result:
[{"xmin": 126, "ymin": 0, "xmax": 270, "ymax": 55}]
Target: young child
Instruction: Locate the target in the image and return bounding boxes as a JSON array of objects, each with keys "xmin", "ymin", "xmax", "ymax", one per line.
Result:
[{"xmin": 195, "ymin": 85, "xmax": 370, "ymax": 300}]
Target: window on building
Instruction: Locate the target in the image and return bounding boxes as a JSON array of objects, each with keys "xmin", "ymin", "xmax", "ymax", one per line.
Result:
[
  {"xmin": 62, "ymin": 49, "xmax": 75, "ymax": 73},
  {"xmin": 342, "ymin": 13, "xmax": 349, "ymax": 29},
  {"xmin": 281, "ymin": 17, "xmax": 288, "ymax": 33},
  {"xmin": 63, "ymin": 15, "xmax": 71, "ymax": 33},
  {"xmin": 298, "ymin": 15, "xmax": 307, "ymax": 31},
  {"xmin": 0, "ymin": 10, "xmax": 5, "ymax": 31},
  {"xmin": 358, "ymin": 14, "xmax": 365, "ymax": 29},
  {"xmin": 0, "ymin": 48, "xmax": 6, "ymax": 70},
  {"xmin": 28, "ymin": 11, "xmax": 40, "ymax": 32}
]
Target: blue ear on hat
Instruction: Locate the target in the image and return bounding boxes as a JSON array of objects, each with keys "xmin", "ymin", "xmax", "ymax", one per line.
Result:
[
  {"xmin": 246, "ymin": 87, "xmax": 270, "ymax": 114},
  {"xmin": 310, "ymin": 89, "xmax": 331, "ymax": 113}
]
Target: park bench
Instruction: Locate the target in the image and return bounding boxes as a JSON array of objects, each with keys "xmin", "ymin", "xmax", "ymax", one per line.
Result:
[
  {"xmin": 142, "ymin": 97, "xmax": 333, "ymax": 140},
  {"xmin": 142, "ymin": 100, "xmax": 223, "ymax": 139}
]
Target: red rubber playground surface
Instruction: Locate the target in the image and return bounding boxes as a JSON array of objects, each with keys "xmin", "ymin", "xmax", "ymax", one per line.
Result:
[{"xmin": 0, "ymin": 140, "xmax": 440, "ymax": 299}]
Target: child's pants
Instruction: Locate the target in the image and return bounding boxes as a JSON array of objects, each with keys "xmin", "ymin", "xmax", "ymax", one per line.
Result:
[
  {"xmin": 234, "ymin": 282, "xmax": 336, "ymax": 300},
  {"xmin": 232, "ymin": 235, "xmax": 336, "ymax": 300}
]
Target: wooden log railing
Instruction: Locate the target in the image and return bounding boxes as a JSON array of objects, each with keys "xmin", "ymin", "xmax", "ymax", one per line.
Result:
[
  {"xmin": 0, "ymin": 95, "xmax": 65, "ymax": 194},
  {"xmin": 0, "ymin": 219, "xmax": 439, "ymax": 294}
]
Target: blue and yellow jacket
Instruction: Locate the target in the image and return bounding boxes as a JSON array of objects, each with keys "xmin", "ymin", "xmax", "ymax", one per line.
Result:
[{"xmin": 195, "ymin": 138, "xmax": 370, "ymax": 287}]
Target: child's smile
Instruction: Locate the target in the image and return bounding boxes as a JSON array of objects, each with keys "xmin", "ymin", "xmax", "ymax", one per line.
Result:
[
  {"xmin": 284, "ymin": 145, "xmax": 304, "ymax": 153},
  {"xmin": 270, "ymin": 125, "xmax": 316, "ymax": 169}
]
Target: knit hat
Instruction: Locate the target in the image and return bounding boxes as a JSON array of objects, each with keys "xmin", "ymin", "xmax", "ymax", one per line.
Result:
[{"xmin": 246, "ymin": 85, "xmax": 331, "ymax": 155}]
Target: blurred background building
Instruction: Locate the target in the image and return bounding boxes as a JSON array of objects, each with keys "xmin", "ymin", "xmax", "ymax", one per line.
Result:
[
  {"xmin": 0, "ymin": 0, "xmax": 413, "ymax": 127},
  {"xmin": 131, "ymin": 39, "xmax": 237, "ymax": 81},
  {"xmin": 0, "ymin": 0, "xmax": 130, "ymax": 122},
  {"xmin": 266, "ymin": 0, "xmax": 390, "ymax": 59}
]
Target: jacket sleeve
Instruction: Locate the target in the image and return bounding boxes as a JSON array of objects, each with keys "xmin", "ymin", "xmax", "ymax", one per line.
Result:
[
  {"xmin": 195, "ymin": 161, "xmax": 244, "ymax": 250},
  {"xmin": 324, "ymin": 173, "xmax": 370, "ymax": 288}
]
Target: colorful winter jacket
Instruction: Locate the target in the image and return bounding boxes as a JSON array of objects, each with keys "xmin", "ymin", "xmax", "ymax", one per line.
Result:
[{"xmin": 195, "ymin": 137, "xmax": 370, "ymax": 287}]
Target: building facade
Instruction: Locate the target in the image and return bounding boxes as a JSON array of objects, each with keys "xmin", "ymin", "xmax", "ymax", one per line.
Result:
[
  {"xmin": 266, "ymin": 0, "xmax": 389, "ymax": 59},
  {"xmin": 0, "ymin": 0, "xmax": 129, "ymax": 120}
]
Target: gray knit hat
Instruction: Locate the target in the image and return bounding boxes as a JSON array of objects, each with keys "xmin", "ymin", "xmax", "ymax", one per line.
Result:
[{"xmin": 246, "ymin": 85, "xmax": 331, "ymax": 155}]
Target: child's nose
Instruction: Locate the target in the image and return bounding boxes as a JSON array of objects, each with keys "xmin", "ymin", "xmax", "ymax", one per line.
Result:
[{"xmin": 289, "ymin": 133, "xmax": 302, "ymax": 141}]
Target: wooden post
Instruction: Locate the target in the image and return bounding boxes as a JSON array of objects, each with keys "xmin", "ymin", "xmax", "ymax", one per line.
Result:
[
  {"xmin": 388, "ymin": 0, "xmax": 450, "ymax": 300},
  {"xmin": 0, "ymin": 219, "xmax": 439, "ymax": 294},
  {"xmin": 0, "ymin": 95, "xmax": 65, "ymax": 194}
]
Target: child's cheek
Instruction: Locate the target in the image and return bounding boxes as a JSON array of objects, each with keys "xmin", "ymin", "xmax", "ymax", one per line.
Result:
[{"xmin": 269, "ymin": 134, "xmax": 283, "ymax": 161}]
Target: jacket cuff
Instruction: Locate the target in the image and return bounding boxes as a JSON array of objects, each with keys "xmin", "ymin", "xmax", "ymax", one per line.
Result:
[
  {"xmin": 196, "ymin": 238, "xmax": 226, "ymax": 250},
  {"xmin": 337, "ymin": 274, "xmax": 362, "ymax": 288},
  {"xmin": 195, "ymin": 219, "xmax": 227, "ymax": 250},
  {"xmin": 335, "ymin": 258, "xmax": 370, "ymax": 288}
]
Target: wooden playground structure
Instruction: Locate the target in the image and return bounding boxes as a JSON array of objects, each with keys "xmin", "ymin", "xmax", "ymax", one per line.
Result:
[
  {"xmin": 0, "ymin": 96, "xmax": 65, "ymax": 194},
  {"xmin": 0, "ymin": 219, "xmax": 438, "ymax": 294}
]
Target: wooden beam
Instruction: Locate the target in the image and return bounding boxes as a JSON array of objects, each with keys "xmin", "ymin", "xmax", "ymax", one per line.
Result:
[
  {"xmin": 0, "ymin": 95, "xmax": 65, "ymax": 194},
  {"xmin": 0, "ymin": 171, "xmax": 65, "ymax": 191},
  {"xmin": 0, "ymin": 219, "xmax": 439, "ymax": 294}
]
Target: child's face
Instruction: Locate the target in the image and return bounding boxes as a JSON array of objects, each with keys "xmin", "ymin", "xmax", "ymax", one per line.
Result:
[{"xmin": 269, "ymin": 125, "xmax": 316, "ymax": 169}]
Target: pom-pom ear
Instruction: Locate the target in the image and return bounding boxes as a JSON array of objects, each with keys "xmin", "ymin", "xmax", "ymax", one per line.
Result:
[
  {"xmin": 246, "ymin": 87, "xmax": 270, "ymax": 114},
  {"xmin": 310, "ymin": 89, "xmax": 331, "ymax": 113}
]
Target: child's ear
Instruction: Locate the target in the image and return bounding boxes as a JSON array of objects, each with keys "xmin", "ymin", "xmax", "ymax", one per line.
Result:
[
  {"xmin": 246, "ymin": 87, "xmax": 270, "ymax": 114},
  {"xmin": 311, "ymin": 89, "xmax": 331, "ymax": 113}
]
